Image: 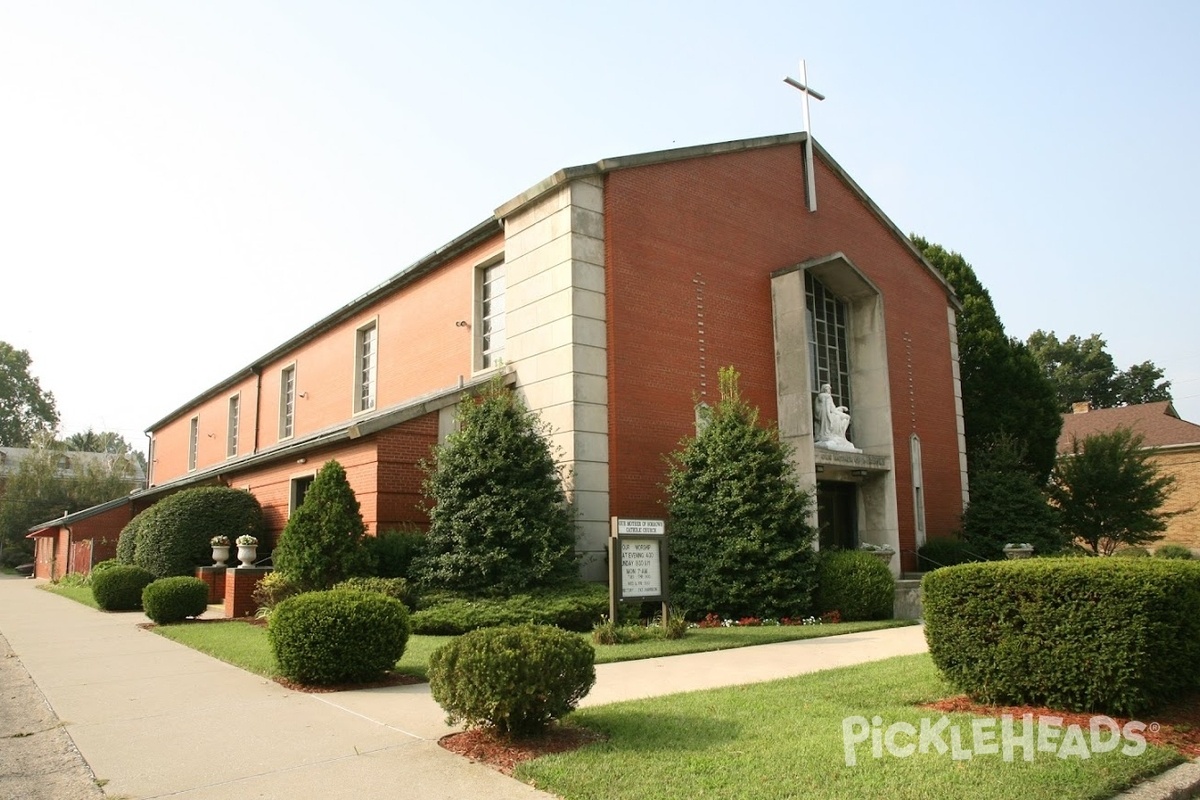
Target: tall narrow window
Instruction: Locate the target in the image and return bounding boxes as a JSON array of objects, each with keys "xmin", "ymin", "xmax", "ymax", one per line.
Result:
[
  {"xmin": 290, "ymin": 474, "xmax": 315, "ymax": 515},
  {"xmin": 806, "ymin": 271, "xmax": 851, "ymax": 410},
  {"xmin": 226, "ymin": 395, "xmax": 240, "ymax": 458},
  {"xmin": 279, "ymin": 365, "xmax": 296, "ymax": 440},
  {"xmin": 187, "ymin": 416, "xmax": 199, "ymax": 472},
  {"xmin": 911, "ymin": 434, "xmax": 927, "ymax": 546},
  {"xmin": 480, "ymin": 262, "xmax": 506, "ymax": 369},
  {"xmin": 354, "ymin": 321, "xmax": 377, "ymax": 413}
]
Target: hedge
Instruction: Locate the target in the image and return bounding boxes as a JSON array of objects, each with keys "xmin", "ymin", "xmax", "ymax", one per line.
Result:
[
  {"xmin": 923, "ymin": 558, "xmax": 1200, "ymax": 715},
  {"xmin": 410, "ymin": 581, "xmax": 608, "ymax": 635},
  {"xmin": 814, "ymin": 551, "xmax": 895, "ymax": 621},
  {"xmin": 428, "ymin": 624, "xmax": 595, "ymax": 735}
]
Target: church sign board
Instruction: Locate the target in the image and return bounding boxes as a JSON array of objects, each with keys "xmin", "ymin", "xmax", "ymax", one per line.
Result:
[{"xmin": 609, "ymin": 517, "xmax": 669, "ymax": 624}]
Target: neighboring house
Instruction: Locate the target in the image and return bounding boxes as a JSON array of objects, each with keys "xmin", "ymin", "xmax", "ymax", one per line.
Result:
[
  {"xmin": 1058, "ymin": 401, "xmax": 1200, "ymax": 552},
  {"xmin": 62, "ymin": 132, "xmax": 969, "ymax": 579},
  {"xmin": 0, "ymin": 447, "xmax": 147, "ymax": 579}
]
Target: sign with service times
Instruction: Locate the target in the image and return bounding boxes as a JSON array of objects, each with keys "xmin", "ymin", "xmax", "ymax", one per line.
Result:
[{"xmin": 608, "ymin": 517, "xmax": 670, "ymax": 624}]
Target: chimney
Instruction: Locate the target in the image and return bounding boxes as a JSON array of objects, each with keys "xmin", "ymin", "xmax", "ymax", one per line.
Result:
[{"xmin": 1072, "ymin": 401, "xmax": 1091, "ymax": 414}]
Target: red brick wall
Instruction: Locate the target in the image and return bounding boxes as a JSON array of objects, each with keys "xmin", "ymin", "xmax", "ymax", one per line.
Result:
[
  {"xmin": 229, "ymin": 439, "xmax": 378, "ymax": 545},
  {"xmin": 150, "ymin": 236, "xmax": 502, "ymax": 485},
  {"xmin": 604, "ymin": 142, "xmax": 964, "ymax": 552},
  {"xmin": 375, "ymin": 413, "xmax": 439, "ymax": 531},
  {"xmin": 67, "ymin": 505, "xmax": 133, "ymax": 573}
]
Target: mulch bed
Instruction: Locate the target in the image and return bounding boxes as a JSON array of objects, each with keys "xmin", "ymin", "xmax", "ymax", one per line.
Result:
[
  {"xmin": 439, "ymin": 725, "xmax": 607, "ymax": 775},
  {"xmin": 922, "ymin": 695, "xmax": 1200, "ymax": 757}
]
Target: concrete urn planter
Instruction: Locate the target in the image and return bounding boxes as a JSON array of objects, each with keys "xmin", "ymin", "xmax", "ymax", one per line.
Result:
[
  {"xmin": 237, "ymin": 545, "xmax": 257, "ymax": 568},
  {"xmin": 211, "ymin": 546, "xmax": 230, "ymax": 567}
]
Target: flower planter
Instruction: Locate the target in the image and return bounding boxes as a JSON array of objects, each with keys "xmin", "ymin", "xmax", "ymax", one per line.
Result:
[
  {"xmin": 865, "ymin": 549, "xmax": 895, "ymax": 566},
  {"xmin": 1003, "ymin": 547, "xmax": 1034, "ymax": 560},
  {"xmin": 237, "ymin": 545, "xmax": 258, "ymax": 568},
  {"xmin": 211, "ymin": 545, "xmax": 230, "ymax": 567}
]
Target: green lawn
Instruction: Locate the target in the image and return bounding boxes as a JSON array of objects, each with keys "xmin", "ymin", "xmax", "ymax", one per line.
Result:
[
  {"xmin": 517, "ymin": 653, "xmax": 1183, "ymax": 800},
  {"xmin": 39, "ymin": 582, "xmax": 100, "ymax": 610},
  {"xmin": 151, "ymin": 619, "xmax": 912, "ymax": 681}
]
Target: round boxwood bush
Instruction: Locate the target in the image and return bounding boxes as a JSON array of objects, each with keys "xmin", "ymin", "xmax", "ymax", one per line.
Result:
[
  {"xmin": 268, "ymin": 589, "xmax": 411, "ymax": 685},
  {"xmin": 428, "ymin": 623, "xmax": 596, "ymax": 736},
  {"xmin": 89, "ymin": 559, "xmax": 123, "ymax": 578},
  {"xmin": 134, "ymin": 486, "xmax": 265, "ymax": 578},
  {"xmin": 91, "ymin": 565, "xmax": 156, "ymax": 611},
  {"xmin": 142, "ymin": 577, "xmax": 210, "ymax": 624},
  {"xmin": 116, "ymin": 506, "xmax": 158, "ymax": 564},
  {"xmin": 1155, "ymin": 544, "xmax": 1194, "ymax": 560},
  {"xmin": 814, "ymin": 550, "xmax": 895, "ymax": 621}
]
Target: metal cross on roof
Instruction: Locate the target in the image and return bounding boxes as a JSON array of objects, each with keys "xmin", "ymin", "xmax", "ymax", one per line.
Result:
[{"xmin": 783, "ymin": 61, "xmax": 825, "ymax": 212}]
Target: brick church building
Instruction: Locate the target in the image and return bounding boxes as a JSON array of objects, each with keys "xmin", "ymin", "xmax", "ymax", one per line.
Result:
[{"xmin": 86, "ymin": 132, "xmax": 969, "ymax": 578}]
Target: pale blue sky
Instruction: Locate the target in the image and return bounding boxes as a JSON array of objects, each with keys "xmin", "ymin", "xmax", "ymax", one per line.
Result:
[{"xmin": 3, "ymin": 1, "xmax": 1198, "ymax": 451}]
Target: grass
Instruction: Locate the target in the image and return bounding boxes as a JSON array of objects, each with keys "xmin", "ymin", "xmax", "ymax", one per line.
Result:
[
  {"xmin": 151, "ymin": 619, "xmax": 911, "ymax": 681},
  {"xmin": 591, "ymin": 620, "xmax": 912, "ymax": 663},
  {"xmin": 153, "ymin": 621, "xmax": 451, "ymax": 680},
  {"xmin": 39, "ymin": 581, "xmax": 100, "ymax": 610},
  {"xmin": 517, "ymin": 653, "xmax": 1184, "ymax": 800}
]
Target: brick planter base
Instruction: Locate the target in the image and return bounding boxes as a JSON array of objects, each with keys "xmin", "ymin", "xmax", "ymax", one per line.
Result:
[
  {"xmin": 195, "ymin": 566, "xmax": 227, "ymax": 604},
  {"xmin": 224, "ymin": 566, "xmax": 272, "ymax": 619}
]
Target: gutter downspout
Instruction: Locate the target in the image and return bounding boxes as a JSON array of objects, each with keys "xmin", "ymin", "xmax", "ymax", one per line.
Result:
[{"xmin": 252, "ymin": 366, "xmax": 262, "ymax": 455}]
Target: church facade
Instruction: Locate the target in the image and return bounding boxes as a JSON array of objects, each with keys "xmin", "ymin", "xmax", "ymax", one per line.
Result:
[{"xmin": 143, "ymin": 132, "xmax": 967, "ymax": 577}]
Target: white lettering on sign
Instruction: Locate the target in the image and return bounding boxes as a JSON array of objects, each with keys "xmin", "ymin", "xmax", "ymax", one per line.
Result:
[
  {"xmin": 617, "ymin": 518, "xmax": 666, "ymax": 536},
  {"xmin": 621, "ymin": 539, "xmax": 662, "ymax": 597}
]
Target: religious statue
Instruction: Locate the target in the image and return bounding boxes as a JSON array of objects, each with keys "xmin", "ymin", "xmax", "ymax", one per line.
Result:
[{"xmin": 814, "ymin": 383, "xmax": 860, "ymax": 452}]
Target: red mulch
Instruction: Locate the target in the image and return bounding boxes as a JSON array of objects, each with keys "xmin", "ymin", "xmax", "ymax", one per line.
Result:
[
  {"xmin": 439, "ymin": 725, "xmax": 607, "ymax": 775},
  {"xmin": 921, "ymin": 694, "xmax": 1200, "ymax": 756}
]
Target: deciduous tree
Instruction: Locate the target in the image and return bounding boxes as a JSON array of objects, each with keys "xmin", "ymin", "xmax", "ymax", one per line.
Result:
[
  {"xmin": 0, "ymin": 342, "xmax": 58, "ymax": 447},
  {"xmin": 912, "ymin": 237, "xmax": 1061, "ymax": 480},
  {"xmin": 1027, "ymin": 330, "xmax": 1172, "ymax": 410},
  {"xmin": 1050, "ymin": 428, "xmax": 1176, "ymax": 556}
]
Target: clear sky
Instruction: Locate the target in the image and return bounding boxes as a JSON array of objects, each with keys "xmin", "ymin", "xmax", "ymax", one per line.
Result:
[{"xmin": 3, "ymin": 1, "xmax": 1198, "ymax": 454}]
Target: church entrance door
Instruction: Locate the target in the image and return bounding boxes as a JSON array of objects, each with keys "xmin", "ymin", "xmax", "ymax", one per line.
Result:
[{"xmin": 817, "ymin": 480, "xmax": 857, "ymax": 551}]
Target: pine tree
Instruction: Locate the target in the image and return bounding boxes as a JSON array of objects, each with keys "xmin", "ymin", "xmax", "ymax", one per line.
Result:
[
  {"xmin": 273, "ymin": 459, "xmax": 371, "ymax": 590},
  {"xmin": 665, "ymin": 367, "xmax": 817, "ymax": 618},
  {"xmin": 415, "ymin": 378, "xmax": 577, "ymax": 594}
]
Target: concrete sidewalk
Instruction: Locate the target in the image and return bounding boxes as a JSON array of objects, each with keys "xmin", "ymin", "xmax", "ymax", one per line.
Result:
[{"xmin": 0, "ymin": 576, "xmax": 926, "ymax": 799}]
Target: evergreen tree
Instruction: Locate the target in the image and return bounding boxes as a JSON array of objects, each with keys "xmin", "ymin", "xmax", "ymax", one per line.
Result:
[
  {"xmin": 1050, "ymin": 428, "xmax": 1176, "ymax": 556},
  {"xmin": 961, "ymin": 436, "xmax": 1067, "ymax": 559},
  {"xmin": 415, "ymin": 379, "xmax": 577, "ymax": 595},
  {"xmin": 273, "ymin": 460, "xmax": 371, "ymax": 590},
  {"xmin": 665, "ymin": 367, "xmax": 817, "ymax": 619},
  {"xmin": 912, "ymin": 236, "xmax": 1062, "ymax": 481}
]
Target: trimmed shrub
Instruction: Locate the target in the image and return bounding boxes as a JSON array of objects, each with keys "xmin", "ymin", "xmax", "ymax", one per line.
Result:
[
  {"xmin": 89, "ymin": 558, "xmax": 123, "ymax": 576},
  {"xmin": 1113, "ymin": 546, "xmax": 1150, "ymax": 558},
  {"xmin": 91, "ymin": 565, "xmax": 156, "ymax": 611},
  {"xmin": 333, "ymin": 577, "xmax": 417, "ymax": 610},
  {"xmin": 268, "ymin": 589, "xmax": 411, "ymax": 685},
  {"xmin": 366, "ymin": 527, "xmax": 427, "ymax": 579},
  {"xmin": 251, "ymin": 571, "xmax": 302, "ymax": 617},
  {"xmin": 429, "ymin": 624, "xmax": 595, "ymax": 735},
  {"xmin": 415, "ymin": 378, "xmax": 578, "ymax": 594},
  {"xmin": 133, "ymin": 487, "xmax": 265, "ymax": 578},
  {"xmin": 410, "ymin": 581, "xmax": 608, "ymax": 635},
  {"xmin": 917, "ymin": 539, "xmax": 987, "ymax": 571},
  {"xmin": 923, "ymin": 558, "xmax": 1200, "ymax": 715},
  {"xmin": 116, "ymin": 506, "xmax": 158, "ymax": 564},
  {"xmin": 142, "ymin": 577, "xmax": 209, "ymax": 624},
  {"xmin": 272, "ymin": 460, "xmax": 371, "ymax": 591},
  {"xmin": 1155, "ymin": 544, "xmax": 1194, "ymax": 560},
  {"xmin": 814, "ymin": 551, "xmax": 895, "ymax": 621}
]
